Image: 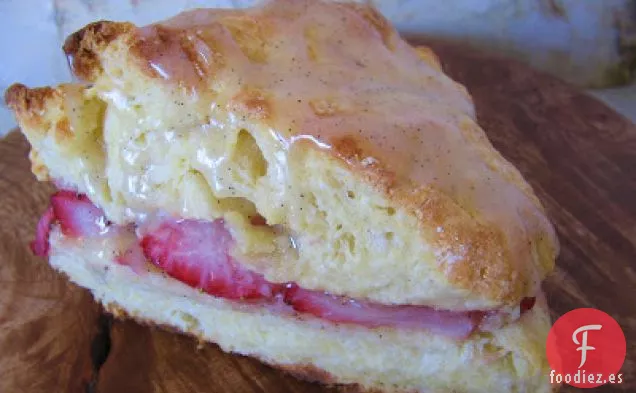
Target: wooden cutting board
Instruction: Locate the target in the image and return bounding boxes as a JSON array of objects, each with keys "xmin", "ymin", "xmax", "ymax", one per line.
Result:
[{"xmin": 1, "ymin": 41, "xmax": 635, "ymax": 393}]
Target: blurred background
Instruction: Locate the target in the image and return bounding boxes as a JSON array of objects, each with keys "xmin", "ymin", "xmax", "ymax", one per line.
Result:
[{"xmin": 1, "ymin": 0, "xmax": 635, "ymax": 135}]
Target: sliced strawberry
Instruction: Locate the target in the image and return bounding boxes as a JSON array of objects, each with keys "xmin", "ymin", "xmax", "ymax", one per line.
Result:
[
  {"xmin": 30, "ymin": 190, "xmax": 108, "ymax": 256},
  {"xmin": 30, "ymin": 190, "xmax": 536, "ymax": 338},
  {"xmin": 50, "ymin": 191, "xmax": 109, "ymax": 237},
  {"xmin": 140, "ymin": 218, "xmax": 282, "ymax": 300},
  {"xmin": 520, "ymin": 296, "xmax": 536, "ymax": 313},
  {"xmin": 284, "ymin": 283, "xmax": 483, "ymax": 339},
  {"xmin": 30, "ymin": 206, "xmax": 55, "ymax": 256}
]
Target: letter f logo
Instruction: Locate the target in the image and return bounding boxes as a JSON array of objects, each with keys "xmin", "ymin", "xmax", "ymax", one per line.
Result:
[
  {"xmin": 547, "ymin": 309, "xmax": 626, "ymax": 388},
  {"xmin": 572, "ymin": 324, "xmax": 602, "ymax": 368}
]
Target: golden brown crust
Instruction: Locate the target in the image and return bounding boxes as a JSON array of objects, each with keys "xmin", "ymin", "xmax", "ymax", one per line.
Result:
[
  {"xmin": 229, "ymin": 88, "xmax": 273, "ymax": 120},
  {"xmin": 218, "ymin": 13, "xmax": 275, "ymax": 64},
  {"xmin": 4, "ymin": 83, "xmax": 81, "ymax": 149},
  {"xmin": 5, "ymin": 84, "xmax": 59, "ymax": 130},
  {"xmin": 403, "ymin": 187, "xmax": 519, "ymax": 301},
  {"xmin": 414, "ymin": 47, "xmax": 443, "ymax": 71},
  {"xmin": 5, "ymin": 82, "xmax": 108, "ymax": 184},
  {"xmin": 63, "ymin": 21, "xmax": 135, "ymax": 82},
  {"xmin": 347, "ymin": 3, "xmax": 396, "ymax": 52},
  {"xmin": 306, "ymin": 142, "xmax": 529, "ymax": 304},
  {"xmin": 28, "ymin": 149, "xmax": 51, "ymax": 181}
]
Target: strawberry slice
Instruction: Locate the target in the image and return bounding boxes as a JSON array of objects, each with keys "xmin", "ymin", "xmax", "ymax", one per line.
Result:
[
  {"xmin": 140, "ymin": 218, "xmax": 282, "ymax": 300},
  {"xmin": 520, "ymin": 296, "xmax": 536, "ymax": 313},
  {"xmin": 50, "ymin": 190, "xmax": 109, "ymax": 237},
  {"xmin": 29, "ymin": 191, "xmax": 537, "ymax": 338},
  {"xmin": 30, "ymin": 190, "xmax": 109, "ymax": 256},
  {"xmin": 284, "ymin": 283, "xmax": 483, "ymax": 339},
  {"xmin": 30, "ymin": 206, "xmax": 55, "ymax": 256}
]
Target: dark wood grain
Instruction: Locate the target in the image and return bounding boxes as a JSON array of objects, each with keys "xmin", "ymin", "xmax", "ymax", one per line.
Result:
[
  {"xmin": 0, "ymin": 131, "xmax": 102, "ymax": 393},
  {"xmin": 96, "ymin": 321, "xmax": 351, "ymax": 393},
  {"xmin": 1, "ymin": 41, "xmax": 635, "ymax": 393}
]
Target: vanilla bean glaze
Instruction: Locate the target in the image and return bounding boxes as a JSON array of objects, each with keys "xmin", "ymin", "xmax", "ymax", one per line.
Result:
[
  {"xmin": 128, "ymin": 0, "xmax": 557, "ymax": 296},
  {"xmin": 6, "ymin": 0, "xmax": 559, "ymax": 310}
]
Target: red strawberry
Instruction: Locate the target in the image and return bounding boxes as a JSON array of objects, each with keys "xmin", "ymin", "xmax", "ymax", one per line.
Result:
[
  {"xmin": 29, "ymin": 191, "xmax": 534, "ymax": 338},
  {"xmin": 30, "ymin": 206, "xmax": 55, "ymax": 256},
  {"xmin": 284, "ymin": 283, "xmax": 481, "ymax": 338},
  {"xmin": 31, "ymin": 190, "xmax": 108, "ymax": 256},
  {"xmin": 50, "ymin": 190, "xmax": 109, "ymax": 237},
  {"xmin": 140, "ymin": 218, "xmax": 282, "ymax": 300}
]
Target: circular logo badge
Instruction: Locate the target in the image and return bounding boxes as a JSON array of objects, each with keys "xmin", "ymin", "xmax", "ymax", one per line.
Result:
[{"xmin": 546, "ymin": 308, "xmax": 626, "ymax": 388}]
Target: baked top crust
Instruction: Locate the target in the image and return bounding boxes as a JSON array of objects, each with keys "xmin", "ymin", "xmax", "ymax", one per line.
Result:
[{"xmin": 5, "ymin": 0, "xmax": 558, "ymax": 310}]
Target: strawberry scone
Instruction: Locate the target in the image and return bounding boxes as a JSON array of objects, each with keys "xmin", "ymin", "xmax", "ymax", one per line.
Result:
[{"xmin": 6, "ymin": 1, "xmax": 558, "ymax": 392}]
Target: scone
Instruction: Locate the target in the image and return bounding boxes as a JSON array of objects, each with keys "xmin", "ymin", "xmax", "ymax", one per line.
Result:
[{"xmin": 5, "ymin": 0, "xmax": 559, "ymax": 392}]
